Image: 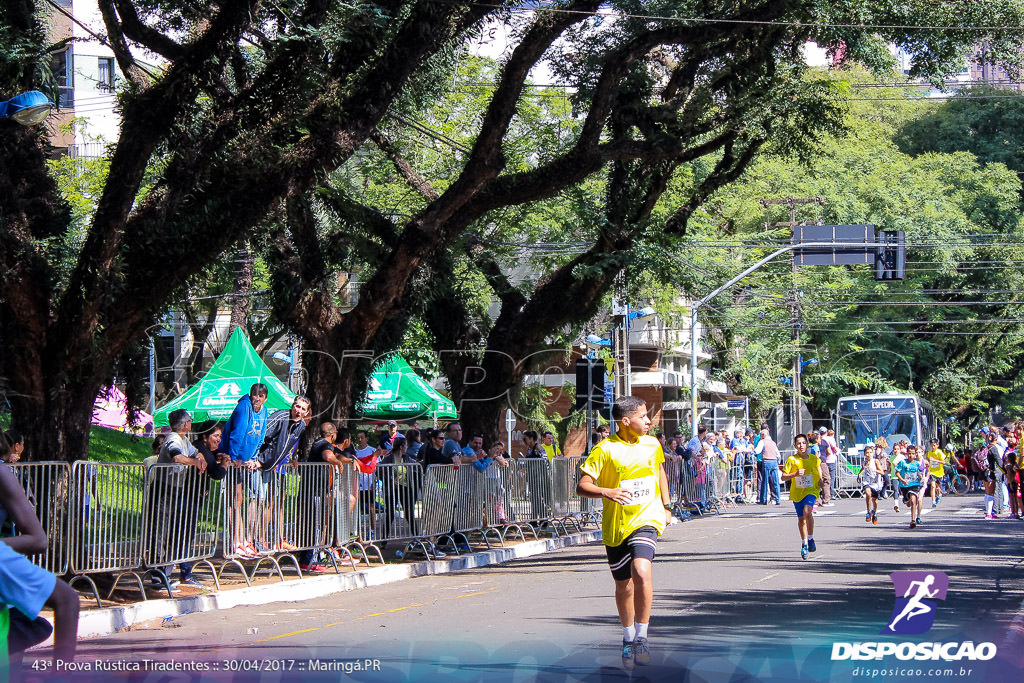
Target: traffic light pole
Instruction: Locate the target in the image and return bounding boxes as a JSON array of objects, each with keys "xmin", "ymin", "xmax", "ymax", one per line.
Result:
[{"xmin": 689, "ymin": 240, "xmax": 894, "ymax": 437}]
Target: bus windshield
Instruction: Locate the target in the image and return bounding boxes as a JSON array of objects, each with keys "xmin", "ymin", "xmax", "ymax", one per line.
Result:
[{"xmin": 838, "ymin": 412, "xmax": 917, "ymax": 452}]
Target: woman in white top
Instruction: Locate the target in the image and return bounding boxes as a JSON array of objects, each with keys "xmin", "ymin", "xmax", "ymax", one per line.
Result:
[{"xmin": 859, "ymin": 444, "xmax": 884, "ymax": 524}]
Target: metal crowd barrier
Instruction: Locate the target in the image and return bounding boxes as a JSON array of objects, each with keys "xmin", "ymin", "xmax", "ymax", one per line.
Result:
[
  {"xmin": 67, "ymin": 461, "xmax": 146, "ymax": 605},
  {"xmin": 142, "ymin": 463, "xmax": 223, "ymax": 589},
  {"xmin": 835, "ymin": 454, "xmax": 862, "ymax": 498},
  {"xmin": 9, "ymin": 461, "xmax": 71, "ymax": 575}
]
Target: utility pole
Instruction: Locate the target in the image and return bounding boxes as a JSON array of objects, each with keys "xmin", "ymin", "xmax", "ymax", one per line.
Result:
[{"xmin": 759, "ymin": 196, "xmax": 825, "ymax": 438}]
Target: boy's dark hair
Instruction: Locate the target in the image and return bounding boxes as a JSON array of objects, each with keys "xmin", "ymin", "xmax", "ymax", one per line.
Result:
[
  {"xmin": 611, "ymin": 396, "xmax": 646, "ymax": 421},
  {"xmin": 250, "ymin": 383, "xmax": 269, "ymax": 398},
  {"xmin": 336, "ymin": 427, "xmax": 351, "ymax": 443},
  {"xmin": 697, "ymin": 424, "xmax": 708, "ymax": 436}
]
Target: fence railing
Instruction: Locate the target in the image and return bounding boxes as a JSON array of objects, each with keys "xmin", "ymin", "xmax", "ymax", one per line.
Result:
[{"xmin": 7, "ymin": 453, "xmax": 776, "ymax": 608}]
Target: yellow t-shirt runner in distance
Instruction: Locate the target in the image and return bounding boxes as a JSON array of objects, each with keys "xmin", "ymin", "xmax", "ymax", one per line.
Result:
[{"xmin": 581, "ymin": 433, "xmax": 667, "ymax": 547}]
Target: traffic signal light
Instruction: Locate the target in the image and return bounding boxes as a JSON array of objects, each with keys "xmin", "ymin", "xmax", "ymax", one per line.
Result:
[
  {"xmin": 875, "ymin": 230, "xmax": 905, "ymax": 280},
  {"xmin": 574, "ymin": 358, "xmax": 607, "ymax": 411}
]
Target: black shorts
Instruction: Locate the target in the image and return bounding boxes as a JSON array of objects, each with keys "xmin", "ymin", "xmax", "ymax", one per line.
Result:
[
  {"xmin": 900, "ymin": 486, "xmax": 920, "ymax": 504},
  {"xmin": 605, "ymin": 526, "xmax": 658, "ymax": 581}
]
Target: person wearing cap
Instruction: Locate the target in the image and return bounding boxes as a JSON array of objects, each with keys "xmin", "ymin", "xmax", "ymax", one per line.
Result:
[{"xmin": 382, "ymin": 420, "xmax": 399, "ymax": 450}]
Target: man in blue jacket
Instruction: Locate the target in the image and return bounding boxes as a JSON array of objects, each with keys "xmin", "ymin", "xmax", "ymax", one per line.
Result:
[{"xmin": 223, "ymin": 383, "xmax": 269, "ymax": 557}]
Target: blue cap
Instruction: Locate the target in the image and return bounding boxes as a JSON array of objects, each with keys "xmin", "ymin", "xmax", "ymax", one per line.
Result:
[{"xmin": 979, "ymin": 427, "xmax": 990, "ymax": 434}]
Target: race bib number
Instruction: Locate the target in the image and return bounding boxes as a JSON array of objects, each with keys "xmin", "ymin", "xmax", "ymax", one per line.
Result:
[
  {"xmin": 620, "ymin": 476, "xmax": 656, "ymax": 506},
  {"xmin": 794, "ymin": 475, "xmax": 813, "ymax": 489}
]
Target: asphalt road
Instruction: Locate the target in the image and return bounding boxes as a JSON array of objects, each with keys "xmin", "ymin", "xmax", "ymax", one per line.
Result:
[{"xmin": 26, "ymin": 493, "xmax": 1024, "ymax": 683}]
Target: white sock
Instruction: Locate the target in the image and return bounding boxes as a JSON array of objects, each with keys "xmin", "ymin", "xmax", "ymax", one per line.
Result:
[
  {"xmin": 636, "ymin": 622, "xmax": 649, "ymax": 639},
  {"xmin": 985, "ymin": 495, "xmax": 994, "ymax": 515},
  {"xmin": 800, "ymin": 535, "xmax": 807, "ymax": 544},
  {"xmin": 623, "ymin": 624, "xmax": 636, "ymax": 642}
]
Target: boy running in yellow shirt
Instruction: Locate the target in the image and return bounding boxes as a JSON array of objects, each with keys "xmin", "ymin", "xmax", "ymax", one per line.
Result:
[
  {"xmin": 576, "ymin": 396, "xmax": 672, "ymax": 670},
  {"xmin": 780, "ymin": 433, "xmax": 825, "ymax": 559},
  {"xmin": 925, "ymin": 438, "xmax": 947, "ymax": 507}
]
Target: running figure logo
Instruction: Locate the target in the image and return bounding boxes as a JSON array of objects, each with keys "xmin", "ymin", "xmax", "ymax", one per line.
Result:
[{"xmin": 883, "ymin": 571, "xmax": 949, "ymax": 635}]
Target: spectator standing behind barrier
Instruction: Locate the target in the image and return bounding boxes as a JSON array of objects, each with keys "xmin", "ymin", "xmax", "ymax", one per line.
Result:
[
  {"xmin": 404, "ymin": 428, "xmax": 422, "ymax": 459},
  {"xmin": 0, "ymin": 441, "xmax": 79, "ymax": 669},
  {"xmin": 576, "ymin": 396, "xmax": 672, "ymax": 670},
  {"xmin": 821, "ymin": 427, "xmax": 840, "ymax": 501},
  {"xmin": 523, "ymin": 431, "xmax": 550, "ymax": 521},
  {"xmin": 353, "ymin": 431, "xmax": 378, "ymax": 521},
  {"xmin": 223, "ymin": 384, "xmax": 269, "ymax": 557},
  {"xmin": 442, "ymin": 423, "xmax": 464, "ymax": 463},
  {"xmin": 152, "ymin": 409, "xmax": 207, "ymax": 586},
  {"xmin": 542, "ymin": 431, "xmax": 562, "ymax": 461},
  {"xmin": 298, "ymin": 423, "xmax": 353, "ymax": 573},
  {"xmin": 381, "ymin": 437, "xmax": 421, "ymax": 540},
  {"xmin": 418, "ymin": 429, "xmax": 451, "ymax": 466},
  {"xmin": 172, "ymin": 420, "xmax": 229, "ymax": 585},
  {"xmin": 482, "ymin": 442, "xmax": 511, "ymax": 524},
  {"xmin": 755, "ymin": 429, "xmax": 781, "ymax": 505},
  {"xmin": 1, "ymin": 430, "xmax": 23, "ymax": 463},
  {"xmin": 592, "ymin": 425, "xmax": 610, "ymax": 450},
  {"xmin": 256, "ymin": 396, "xmax": 311, "ymax": 552},
  {"xmin": 808, "ymin": 432, "xmax": 830, "ymax": 508}
]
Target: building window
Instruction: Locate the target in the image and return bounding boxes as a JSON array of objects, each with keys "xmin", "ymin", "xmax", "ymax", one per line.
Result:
[
  {"xmin": 98, "ymin": 57, "xmax": 115, "ymax": 92},
  {"xmin": 50, "ymin": 48, "xmax": 73, "ymax": 108}
]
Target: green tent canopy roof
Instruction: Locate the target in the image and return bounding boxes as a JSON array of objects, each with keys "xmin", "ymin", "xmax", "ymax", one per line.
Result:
[
  {"xmin": 356, "ymin": 354, "xmax": 457, "ymax": 421},
  {"xmin": 154, "ymin": 327, "xmax": 295, "ymax": 426}
]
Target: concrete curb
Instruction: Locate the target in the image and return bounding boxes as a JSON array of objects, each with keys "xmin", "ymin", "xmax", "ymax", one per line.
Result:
[{"xmin": 75, "ymin": 529, "xmax": 602, "ymax": 640}]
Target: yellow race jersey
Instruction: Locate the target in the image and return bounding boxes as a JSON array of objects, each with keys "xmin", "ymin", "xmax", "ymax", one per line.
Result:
[
  {"xmin": 925, "ymin": 448, "xmax": 947, "ymax": 478},
  {"xmin": 581, "ymin": 433, "xmax": 666, "ymax": 547},
  {"xmin": 782, "ymin": 454, "xmax": 822, "ymax": 502}
]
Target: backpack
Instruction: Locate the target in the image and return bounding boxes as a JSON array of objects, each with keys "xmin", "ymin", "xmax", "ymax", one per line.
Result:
[{"xmin": 972, "ymin": 446, "xmax": 990, "ymax": 472}]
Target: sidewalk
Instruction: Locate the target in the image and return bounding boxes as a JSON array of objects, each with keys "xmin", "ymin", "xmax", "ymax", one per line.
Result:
[{"xmin": 65, "ymin": 529, "xmax": 601, "ymax": 641}]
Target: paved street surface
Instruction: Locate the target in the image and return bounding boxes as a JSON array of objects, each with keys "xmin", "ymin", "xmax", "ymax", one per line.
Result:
[{"xmin": 26, "ymin": 493, "xmax": 1024, "ymax": 682}]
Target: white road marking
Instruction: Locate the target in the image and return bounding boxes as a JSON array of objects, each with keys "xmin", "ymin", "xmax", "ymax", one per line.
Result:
[{"xmin": 757, "ymin": 572, "xmax": 780, "ymax": 583}]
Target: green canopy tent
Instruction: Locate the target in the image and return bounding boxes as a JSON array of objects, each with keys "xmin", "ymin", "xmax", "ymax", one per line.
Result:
[
  {"xmin": 154, "ymin": 327, "xmax": 295, "ymax": 426},
  {"xmin": 356, "ymin": 354, "xmax": 457, "ymax": 421}
]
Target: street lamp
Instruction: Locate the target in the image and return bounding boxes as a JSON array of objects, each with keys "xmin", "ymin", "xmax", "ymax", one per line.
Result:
[{"xmin": 0, "ymin": 90, "xmax": 54, "ymax": 126}]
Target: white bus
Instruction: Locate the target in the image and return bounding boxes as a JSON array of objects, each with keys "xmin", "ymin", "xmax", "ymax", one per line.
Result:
[{"xmin": 834, "ymin": 392, "xmax": 937, "ymax": 457}]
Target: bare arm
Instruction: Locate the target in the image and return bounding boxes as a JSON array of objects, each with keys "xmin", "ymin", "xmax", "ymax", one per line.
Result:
[
  {"xmin": 576, "ymin": 472, "xmax": 632, "ymax": 505},
  {"xmin": 0, "ymin": 464, "xmax": 48, "ymax": 555}
]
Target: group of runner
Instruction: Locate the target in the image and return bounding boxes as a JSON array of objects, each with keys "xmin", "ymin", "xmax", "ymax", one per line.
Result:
[{"xmin": 856, "ymin": 437, "xmax": 951, "ymax": 529}]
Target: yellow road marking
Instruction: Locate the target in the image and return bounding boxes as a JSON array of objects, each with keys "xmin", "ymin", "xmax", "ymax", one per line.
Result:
[{"xmin": 256, "ymin": 627, "xmax": 319, "ymax": 642}]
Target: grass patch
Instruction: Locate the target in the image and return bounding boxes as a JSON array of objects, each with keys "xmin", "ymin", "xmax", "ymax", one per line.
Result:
[{"xmin": 88, "ymin": 426, "xmax": 151, "ymax": 463}]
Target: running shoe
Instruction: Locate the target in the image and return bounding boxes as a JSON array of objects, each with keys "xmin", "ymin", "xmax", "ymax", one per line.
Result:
[
  {"xmin": 894, "ymin": 503, "xmax": 900, "ymax": 512},
  {"xmin": 807, "ymin": 538, "xmax": 816, "ymax": 553},
  {"xmin": 622, "ymin": 640, "xmax": 635, "ymax": 671},
  {"xmin": 915, "ymin": 517, "xmax": 922, "ymax": 525},
  {"xmin": 932, "ymin": 499, "xmax": 938, "ymax": 508},
  {"xmin": 633, "ymin": 636, "xmax": 651, "ymax": 665},
  {"xmin": 279, "ymin": 539, "xmax": 298, "ymax": 551},
  {"xmin": 871, "ymin": 512, "xmax": 878, "ymax": 525},
  {"xmin": 180, "ymin": 577, "xmax": 203, "ymax": 588},
  {"xmin": 800, "ymin": 544, "xmax": 809, "ymax": 559},
  {"xmin": 865, "ymin": 512, "xmax": 872, "ymax": 522},
  {"xmin": 937, "ymin": 495, "xmax": 942, "ymax": 504},
  {"xmin": 985, "ymin": 514, "xmax": 995, "ymax": 520},
  {"xmin": 299, "ymin": 564, "xmax": 326, "ymax": 574},
  {"xmin": 910, "ymin": 521, "xmax": 917, "ymax": 529}
]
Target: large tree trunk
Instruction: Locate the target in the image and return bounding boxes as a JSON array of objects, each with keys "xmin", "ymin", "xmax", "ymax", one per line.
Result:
[{"xmin": 228, "ymin": 240, "xmax": 253, "ymax": 332}]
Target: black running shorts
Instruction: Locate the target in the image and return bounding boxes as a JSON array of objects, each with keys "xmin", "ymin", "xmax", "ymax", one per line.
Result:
[{"xmin": 605, "ymin": 526, "xmax": 658, "ymax": 581}]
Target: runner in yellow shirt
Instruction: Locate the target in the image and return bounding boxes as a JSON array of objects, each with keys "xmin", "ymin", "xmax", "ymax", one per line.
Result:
[
  {"xmin": 780, "ymin": 433, "xmax": 825, "ymax": 560},
  {"xmin": 925, "ymin": 438, "xmax": 948, "ymax": 507},
  {"xmin": 576, "ymin": 396, "xmax": 672, "ymax": 670}
]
